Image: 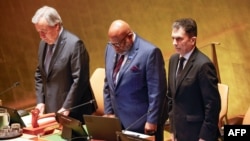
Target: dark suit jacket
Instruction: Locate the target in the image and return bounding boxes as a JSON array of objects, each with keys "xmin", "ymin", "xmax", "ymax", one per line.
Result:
[
  {"xmin": 104, "ymin": 34, "xmax": 167, "ymax": 136},
  {"xmin": 167, "ymin": 47, "xmax": 221, "ymax": 141},
  {"xmin": 35, "ymin": 29, "xmax": 96, "ymax": 122}
]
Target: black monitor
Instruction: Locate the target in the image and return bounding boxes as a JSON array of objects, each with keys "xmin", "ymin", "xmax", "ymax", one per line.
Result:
[{"xmin": 56, "ymin": 113, "xmax": 89, "ymax": 141}]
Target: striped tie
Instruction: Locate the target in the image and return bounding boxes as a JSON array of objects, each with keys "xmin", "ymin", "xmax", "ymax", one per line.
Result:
[{"xmin": 112, "ymin": 55, "xmax": 125, "ymax": 84}]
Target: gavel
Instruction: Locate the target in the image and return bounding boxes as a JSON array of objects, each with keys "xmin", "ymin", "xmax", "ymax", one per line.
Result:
[{"xmin": 31, "ymin": 108, "xmax": 56, "ymax": 128}]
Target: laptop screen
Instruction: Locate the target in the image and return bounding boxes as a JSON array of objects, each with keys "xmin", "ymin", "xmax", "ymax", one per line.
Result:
[{"xmin": 83, "ymin": 115, "xmax": 122, "ymax": 141}]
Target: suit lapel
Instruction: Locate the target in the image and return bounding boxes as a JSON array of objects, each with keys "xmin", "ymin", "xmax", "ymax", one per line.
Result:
[
  {"xmin": 175, "ymin": 48, "xmax": 198, "ymax": 91},
  {"xmin": 47, "ymin": 30, "xmax": 67, "ymax": 76},
  {"xmin": 39, "ymin": 42, "xmax": 47, "ymax": 75},
  {"xmin": 115, "ymin": 35, "xmax": 139, "ymax": 87},
  {"xmin": 111, "ymin": 53, "xmax": 118, "ymax": 87},
  {"xmin": 171, "ymin": 55, "xmax": 179, "ymax": 90}
]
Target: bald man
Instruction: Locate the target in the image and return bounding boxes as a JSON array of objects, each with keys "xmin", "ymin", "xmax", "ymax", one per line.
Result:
[{"xmin": 103, "ymin": 19, "xmax": 168, "ymax": 140}]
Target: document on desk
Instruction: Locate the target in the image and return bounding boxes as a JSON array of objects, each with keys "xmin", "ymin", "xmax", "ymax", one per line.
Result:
[
  {"xmin": 122, "ymin": 130, "xmax": 151, "ymax": 138},
  {"xmin": 7, "ymin": 138, "xmax": 31, "ymax": 141},
  {"xmin": 21, "ymin": 114, "xmax": 32, "ymax": 127},
  {"xmin": 6, "ymin": 133, "xmax": 37, "ymax": 141}
]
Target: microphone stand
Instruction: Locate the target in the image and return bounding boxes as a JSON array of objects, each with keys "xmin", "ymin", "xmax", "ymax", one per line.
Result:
[
  {"xmin": 0, "ymin": 82, "xmax": 20, "ymax": 96},
  {"xmin": 56, "ymin": 99, "xmax": 95, "ymax": 141},
  {"xmin": 124, "ymin": 110, "xmax": 151, "ymax": 131},
  {"xmin": 0, "ymin": 82, "xmax": 20, "ymax": 106},
  {"xmin": 117, "ymin": 111, "xmax": 152, "ymax": 141},
  {"xmin": 58, "ymin": 99, "xmax": 96, "ymax": 113}
]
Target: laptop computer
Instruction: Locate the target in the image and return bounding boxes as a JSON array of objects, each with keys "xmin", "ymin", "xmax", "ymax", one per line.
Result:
[
  {"xmin": 83, "ymin": 115, "xmax": 122, "ymax": 141},
  {"xmin": 0, "ymin": 106, "xmax": 26, "ymax": 128}
]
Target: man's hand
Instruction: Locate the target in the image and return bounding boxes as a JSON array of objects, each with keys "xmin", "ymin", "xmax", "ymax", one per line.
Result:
[
  {"xmin": 144, "ymin": 122, "xmax": 157, "ymax": 135},
  {"xmin": 35, "ymin": 103, "xmax": 45, "ymax": 115},
  {"xmin": 103, "ymin": 114, "xmax": 115, "ymax": 118},
  {"xmin": 57, "ymin": 108, "xmax": 70, "ymax": 116}
]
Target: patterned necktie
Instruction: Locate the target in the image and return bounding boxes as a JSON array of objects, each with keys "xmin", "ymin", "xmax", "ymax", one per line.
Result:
[
  {"xmin": 44, "ymin": 44, "xmax": 54, "ymax": 73},
  {"xmin": 113, "ymin": 55, "xmax": 125, "ymax": 83}
]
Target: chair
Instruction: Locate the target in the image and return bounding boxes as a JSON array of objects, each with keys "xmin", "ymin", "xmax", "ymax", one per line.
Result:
[
  {"xmin": 225, "ymin": 106, "xmax": 250, "ymax": 125},
  {"xmin": 218, "ymin": 83, "xmax": 229, "ymax": 128},
  {"xmin": 90, "ymin": 68, "xmax": 105, "ymax": 116},
  {"xmin": 217, "ymin": 83, "xmax": 229, "ymax": 141},
  {"xmin": 242, "ymin": 106, "xmax": 250, "ymax": 124}
]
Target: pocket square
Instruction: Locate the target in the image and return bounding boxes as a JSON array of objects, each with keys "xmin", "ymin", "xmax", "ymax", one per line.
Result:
[{"xmin": 131, "ymin": 65, "xmax": 140, "ymax": 72}]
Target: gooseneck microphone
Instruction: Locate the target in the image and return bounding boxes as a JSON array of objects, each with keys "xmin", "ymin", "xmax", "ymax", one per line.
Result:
[
  {"xmin": 0, "ymin": 81, "xmax": 20, "ymax": 96},
  {"xmin": 59, "ymin": 99, "xmax": 96, "ymax": 113},
  {"xmin": 56, "ymin": 99, "xmax": 95, "ymax": 141},
  {"xmin": 124, "ymin": 110, "xmax": 151, "ymax": 131}
]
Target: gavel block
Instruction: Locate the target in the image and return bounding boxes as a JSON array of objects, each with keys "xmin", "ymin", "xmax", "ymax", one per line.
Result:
[
  {"xmin": 22, "ymin": 108, "xmax": 59, "ymax": 135},
  {"xmin": 22, "ymin": 122, "xmax": 59, "ymax": 135}
]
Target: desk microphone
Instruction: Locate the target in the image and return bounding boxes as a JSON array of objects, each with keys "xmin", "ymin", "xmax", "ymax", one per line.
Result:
[
  {"xmin": 124, "ymin": 110, "xmax": 151, "ymax": 131},
  {"xmin": 56, "ymin": 99, "xmax": 95, "ymax": 141},
  {"xmin": 0, "ymin": 81, "xmax": 20, "ymax": 96},
  {"xmin": 59, "ymin": 99, "xmax": 96, "ymax": 113}
]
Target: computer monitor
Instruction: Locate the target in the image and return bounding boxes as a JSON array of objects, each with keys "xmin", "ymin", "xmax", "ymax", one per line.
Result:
[
  {"xmin": 83, "ymin": 114, "xmax": 122, "ymax": 141},
  {"xmin": 56, "ymin": 113, "xmax": 89, "ymax": 140}
]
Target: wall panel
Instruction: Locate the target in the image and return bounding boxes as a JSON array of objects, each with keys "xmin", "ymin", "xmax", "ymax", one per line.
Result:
[{"xmin": 0, "ymin": 0, "xmax": 249, "ymax": 118}]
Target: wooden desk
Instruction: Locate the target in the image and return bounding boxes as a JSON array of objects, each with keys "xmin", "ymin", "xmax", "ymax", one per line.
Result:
[{"xmin": 6, "ymin": 130, "xmax": 65, "ymax": 141}]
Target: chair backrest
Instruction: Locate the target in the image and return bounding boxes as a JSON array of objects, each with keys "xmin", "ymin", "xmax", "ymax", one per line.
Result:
[
  {"xmin": 90, "ymin": 68, "xmax": 105, "ymax": 116},
  {"xmin": 218, "ymin": 83, "xmax": 229, "ymax": 128},
  {"xmin": 242, "ymin": 106, "xmax": 250, "ymax": 124}
]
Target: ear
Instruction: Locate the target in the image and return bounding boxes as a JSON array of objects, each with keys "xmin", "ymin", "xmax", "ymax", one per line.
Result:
[
  {"xmin": 127, "ymin": 32, "xmax": 134, "ymax": 40},
  {"xmin": 128, "ymin": 32, "xmax": 133, "ymax": 37},
  {"xmin": 55, "ymin": 23, "xmax": 61, "ymax": 30},
  {"xmin": 191, "ymin": 36, "xmax": 196, "ymax": 44}
]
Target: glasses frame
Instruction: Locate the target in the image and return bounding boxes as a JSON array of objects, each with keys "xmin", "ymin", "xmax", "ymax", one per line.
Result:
[
  {"xmin": 37, "ymin": 24, "xmax": 58, "ymax": 36},
  {"xmin": 108, "ymin": 33, "xmax": 130, "ymax": 47}
]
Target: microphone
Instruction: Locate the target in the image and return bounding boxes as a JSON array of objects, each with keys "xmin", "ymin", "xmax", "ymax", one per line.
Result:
[
  {"xmin": 59, "ymin": 99, "xmax": 96, "ymax": 113},
  {"xmin": 124, "ymin": 110, "xmax": 151, "ymax": 131},
  {"xmin": 56, "ymin": 100, "xmax": 95, "ymax": 141},
  {"xmin": 118, "ymin": 110, "xmax": 154, "ymax": 140},
  {"xmin": 0, "ymin": 81, "xmax": 20, "ymax": 96}
]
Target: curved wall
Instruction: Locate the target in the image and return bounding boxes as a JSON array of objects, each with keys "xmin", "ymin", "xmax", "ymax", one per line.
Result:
[{"xmin": 0, "ymin": 0, "xmax": 249, "ymax": 118}]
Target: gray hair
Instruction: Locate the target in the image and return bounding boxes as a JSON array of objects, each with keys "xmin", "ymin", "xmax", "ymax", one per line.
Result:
[{"xmin": 31, "ymin": 6, "xmax": 62, "ymax": 26}]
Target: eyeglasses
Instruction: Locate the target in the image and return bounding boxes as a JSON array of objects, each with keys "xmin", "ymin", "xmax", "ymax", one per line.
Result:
[
  {"xmin": 108, "ymin": 33, "xmax": 130, "ymax": 47},
  {"xmin": 37, "ymin": 24, "xmax": 58, "ymax": 35}
]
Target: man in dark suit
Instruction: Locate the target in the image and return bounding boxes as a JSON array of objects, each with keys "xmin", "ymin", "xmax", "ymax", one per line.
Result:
[
  {"xmin": 31, "ymin": 6, "xmax": 96, "ymax": 123},
  {"xmin": 104, "ymin": 19, "xmax": 168, "ymax": 141},
  {"xmin": 167, "ymin": 18, "xmax": 221, "ymax": 141}
]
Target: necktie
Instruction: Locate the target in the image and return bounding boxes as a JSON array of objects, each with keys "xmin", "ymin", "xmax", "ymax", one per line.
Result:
[
  {"xmin": 176, "ymin": 57, "xmax": 186, "ymax": 78},
  {"xmin": 44, "ymin": 44, "xmax": 54, "ymax": 73},
  {"xmin": 113, "ymin": 55, "xmax": 125, "ymax": 83}
]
